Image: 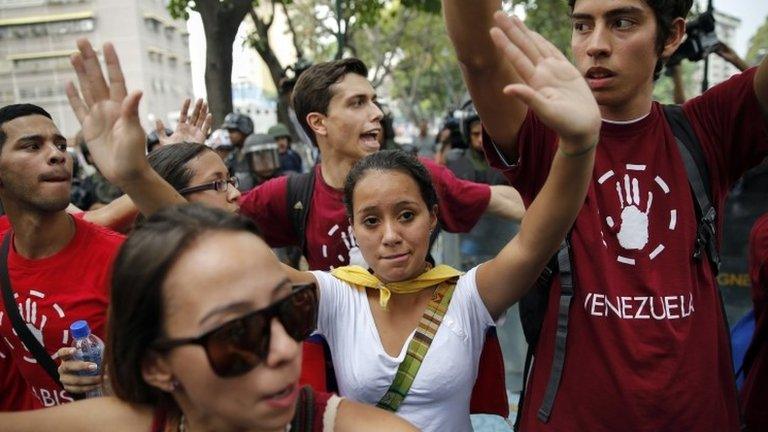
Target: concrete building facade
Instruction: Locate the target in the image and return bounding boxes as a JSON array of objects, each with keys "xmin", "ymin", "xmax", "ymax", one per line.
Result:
[{"xmin": 0, "ymin": 0, "xmax": 193, "ymax": 136}]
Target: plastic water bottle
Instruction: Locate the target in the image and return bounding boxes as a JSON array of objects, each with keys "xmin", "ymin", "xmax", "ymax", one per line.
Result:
[{"xmin": 69, "ymin": 320, "xmax": 104, "ymax": 398}]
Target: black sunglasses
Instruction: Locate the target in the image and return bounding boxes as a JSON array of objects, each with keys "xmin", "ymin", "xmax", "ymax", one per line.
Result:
[
  {"xmin": 153, "ymin": 283, "xmax": 317, "ymax": 377},
  {"xmin": 178, "ymin": 176, "xmax": 239, "ymax": 196}
]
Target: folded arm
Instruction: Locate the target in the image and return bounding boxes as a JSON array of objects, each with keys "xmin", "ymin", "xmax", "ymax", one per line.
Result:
[
  {"xmin": 0, "ymin": 397, "xmax": 152, "ymax": 432},
  {"xmin": 486, "ymin": 184, "xmax": 525, "ymax": 222}
]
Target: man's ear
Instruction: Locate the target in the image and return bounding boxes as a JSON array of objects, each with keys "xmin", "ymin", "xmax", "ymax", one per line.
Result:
[
  {"xmin": 141, "ymin": 351, "xmax": 176, "ymax": 393},
  {"xmin": 661, "ymin": 17, "xmax": 687, "ymax": 59},
  {"xmin": 306, "ymin": 112, "xmax": 327, "ymax": 139}
]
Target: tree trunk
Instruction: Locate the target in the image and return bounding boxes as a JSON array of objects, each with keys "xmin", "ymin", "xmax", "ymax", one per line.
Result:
[
  {"xmin": 249, "ymin": 7, "xmax": 305, "ymax": 141},
  {"xmin": 196, "ymin": 0, "xmax": 252, "ymax": 127}
]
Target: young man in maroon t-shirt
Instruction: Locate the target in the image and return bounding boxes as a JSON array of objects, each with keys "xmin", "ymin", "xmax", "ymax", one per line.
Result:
[
  {"xmin": 238, "ymin": 59, "xmax": 524, "ymax": 270},
  {"xmin": 445, "ymin": 0, "xmax": 768, "ymax": 430},
  {"xmin": 0, "ymin": 104, "xmax": 125, "ymax": 409}
]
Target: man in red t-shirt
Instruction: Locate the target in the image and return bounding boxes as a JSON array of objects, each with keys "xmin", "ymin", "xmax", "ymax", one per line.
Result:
[
  {"xmin": 445, "ymin": 0, "xmax": 768, "ymax": 430},
  {"xmin": 238, "ymin": 59, "xmax": 523, "ymax": 270},
  {"xmin": 742, "ymin": 213, "xmax": 768, "ymax": 430},
  {"xmin": 0, "ymin": 104, "xmax": 125, "ymax": 409}
]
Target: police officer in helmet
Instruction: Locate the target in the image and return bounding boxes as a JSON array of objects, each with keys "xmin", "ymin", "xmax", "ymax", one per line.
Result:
[
  {"xmin": 221, "ymin": 112, "xmax": 256, "ymax": 191},
  {"xmin": 268, "ymin": 122, "xmax": 302, "ymax": 175}
]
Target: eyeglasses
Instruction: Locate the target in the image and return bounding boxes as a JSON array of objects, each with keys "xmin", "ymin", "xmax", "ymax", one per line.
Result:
[
  {"xmin": 152, "ymin": 283, "xmax": 317, "ymax": 377},
  {"xmin": 178, "ymin": 177, "xmax": 239, "ymax": 196}
]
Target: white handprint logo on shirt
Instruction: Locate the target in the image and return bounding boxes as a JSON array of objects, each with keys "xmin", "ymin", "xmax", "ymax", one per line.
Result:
[
  {"xmin": 615, "ymin": 174, "xmax": 653, "ymax": 250},
  {"xmin": 323, "ymin": 224, "xmax": 370, "ymax": 269},
  {"xmin": 19, "ymin": 298, "xmax": 48, "ymax": 363}
]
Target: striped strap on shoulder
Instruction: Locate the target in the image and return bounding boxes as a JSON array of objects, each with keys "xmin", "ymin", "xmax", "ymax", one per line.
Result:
[{"xmin": 376, "ymin": 280, "xmax": 457, "ymax": 412}]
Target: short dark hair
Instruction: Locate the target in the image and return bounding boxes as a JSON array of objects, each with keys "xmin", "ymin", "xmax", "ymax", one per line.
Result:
[
  {"xmin": 567, "ymin": 0, "xmax": 693, "ymax": 80},
  {"xmin": 292, "ymin": 58, "xmax": 368, "ymax": 146},
  {"xmin": 147, "ymin": 142, "xmax": 212, "ymax": 191},
  {"xmin": 106, "ymin": 204, "xmax": 260, "ymax": 406},
  {"xmin": 0, "ymin": 104, "xmax": 52, "ymax": 149},
  {"xmin": 343, "ymin": 150, "xmax": 438, "ymax": 220}
]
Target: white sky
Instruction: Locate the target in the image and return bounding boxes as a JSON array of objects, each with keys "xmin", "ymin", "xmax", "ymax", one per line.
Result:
[{"xmin": 710, "ymin": 0, "xmax": 768, "ymax": 57}]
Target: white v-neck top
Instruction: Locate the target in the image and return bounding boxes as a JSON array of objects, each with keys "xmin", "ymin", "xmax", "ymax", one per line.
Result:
[{"xmin": 312, "ymin": 266, "xmax": 495, "ymax": 432}]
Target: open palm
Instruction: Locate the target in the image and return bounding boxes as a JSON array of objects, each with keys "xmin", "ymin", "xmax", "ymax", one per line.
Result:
[
  {"xmin": 155, "ymin": 98, "xmax": 213, "ymax": 146},
  {"xmin": 490, "ymin": 13, "xmax": 600, "ymax": 149},
  {"xmin": 67, "ymin": 39, "xmax": 148, "ymax": 184}
]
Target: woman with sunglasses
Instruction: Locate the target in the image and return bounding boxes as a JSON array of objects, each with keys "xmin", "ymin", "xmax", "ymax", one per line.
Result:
[
  {"xmin": 2, "ymin": 204, "xmax": 417, "ymax": 431},
  {"xmin": 53, "ymin": 143, "xmax": 244, "ymax": 395}
]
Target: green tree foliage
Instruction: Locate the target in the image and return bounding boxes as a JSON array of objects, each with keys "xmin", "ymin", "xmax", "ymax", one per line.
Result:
[
  {"xmin": 166, "ymin": 0, "xmax": 440, "ymax": 131},
  {"xmin": 357, "ymin": 4, "xmax": 465, "ymax": 123},
  {"xmin": 747, "ymin": 16, "xmax": 768, "ymax": 65},
  {"xmin": 520, "ymin": 0, "xmax": 572, "ymax": 55}
]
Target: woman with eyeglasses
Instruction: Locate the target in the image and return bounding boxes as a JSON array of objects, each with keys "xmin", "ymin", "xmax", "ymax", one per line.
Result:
[{"xmin": 1, "ymin": 204, "xmax": 417, "ymax": 432}]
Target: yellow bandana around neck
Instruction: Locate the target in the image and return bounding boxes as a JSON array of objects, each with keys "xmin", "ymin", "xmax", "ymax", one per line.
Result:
[{"xmin": 330, "ymin": 264, "xmax": 463, "ymax": 308}]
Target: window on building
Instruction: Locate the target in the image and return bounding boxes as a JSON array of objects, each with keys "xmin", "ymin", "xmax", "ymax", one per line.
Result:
[
  {"xmin": 0, "ymin": 18, "xmax": 95, "ymax": 40},
  {"xmin": 144, "ymin": 18, "xmax": 161, "ymax": 33}
]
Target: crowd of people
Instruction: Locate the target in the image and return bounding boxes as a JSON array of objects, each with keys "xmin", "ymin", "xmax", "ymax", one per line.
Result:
[{"xmin": 0, "ymin": 0, "xmax": 766, "ymax": 431}]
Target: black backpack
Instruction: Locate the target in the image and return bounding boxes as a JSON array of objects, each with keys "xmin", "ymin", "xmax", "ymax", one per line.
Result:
[{"xmin": 514, "ymin": 104, "xmax": 724, "ymax": 429}]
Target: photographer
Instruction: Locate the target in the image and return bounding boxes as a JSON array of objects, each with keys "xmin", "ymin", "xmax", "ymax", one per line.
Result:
[
  {"xmin": 671, "ymin": 42, "xmax": 751, "ymax": 103},
  {"xmin": 667, "ymin": 9, "xmax": 751, "ymax": 103}
]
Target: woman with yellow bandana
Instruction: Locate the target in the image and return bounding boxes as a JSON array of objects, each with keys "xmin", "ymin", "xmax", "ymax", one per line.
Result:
[{"xmin": 283, "ymin": 23, "xmax": 600, "ymax": 430}]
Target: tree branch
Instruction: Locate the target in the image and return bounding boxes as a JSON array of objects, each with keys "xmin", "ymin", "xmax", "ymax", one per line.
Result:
[{"xmin": 281, "ymin": 1, "xmax": 304, "ymax": 60}]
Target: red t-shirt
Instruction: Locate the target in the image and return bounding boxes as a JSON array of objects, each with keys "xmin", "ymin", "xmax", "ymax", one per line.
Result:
[
  {"xmin": 743, "ymin": 213, "xmax": 768, "ymax": 430},
  {"xmin": 0, "ymin": 216, "xmax": 124, "ymax": 409},
  {"xmin": 485, "ymin": 68, "xmax": 768, "ymax": 431},
  {"xmin": 239, "ymin": 157, "xmax": 491, "ymax": 270},
  {"xmin": 0, "ymin": 344, "xmax": 34, "ymax": 411}
]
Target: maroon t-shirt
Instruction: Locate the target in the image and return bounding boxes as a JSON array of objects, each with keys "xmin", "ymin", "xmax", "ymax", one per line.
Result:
[
  {"xmin": 485, "ymin": 68, "xmax": 767, "ymax": 431},
  {"xmin": 743, "ymin": 213, "xmax": 768, "ymax": 430},
  {"xmin": 239, "ymin": 157, "xmax": 491, "ymax": 270},
  {"xmin": 0, "ymin": 216, "xmax": 124, "ymax": 409}
]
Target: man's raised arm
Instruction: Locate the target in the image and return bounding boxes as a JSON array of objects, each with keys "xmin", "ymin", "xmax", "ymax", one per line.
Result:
[
  {"xmin": 67, "ymin": 38, "xmax": 185, "ymax": 217},
  {"xmin": 443, "ymin": 0, "xmax": 528, "ymax": 161}
]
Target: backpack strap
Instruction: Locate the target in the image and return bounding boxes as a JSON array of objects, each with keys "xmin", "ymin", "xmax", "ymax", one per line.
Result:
[
  {"xmin": 662, "ymin": 104, "xmax": 720, "ymax": 274},
  {"xmin": 286, "ymin": 170, "xmax": 316, "ymax": 255},
  {"xmin": 537, "ymin": 238, "xmax": 574, "ymax": 423},
  {"xmin": 514, "ymin": 242, "xmax": 561, "ymax": 431},
  {"xmin": 376, "ymin": 280, "xmax": 457, "ymax": 412},
  {"xmin": 0, "ymin": 232, "xmax": 63, "ymax": 388}
]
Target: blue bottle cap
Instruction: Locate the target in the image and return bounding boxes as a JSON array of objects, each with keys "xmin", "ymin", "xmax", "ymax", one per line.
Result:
[{"xmin": 70, "ymin": 320, "xmax": 91, "ymax": 339}]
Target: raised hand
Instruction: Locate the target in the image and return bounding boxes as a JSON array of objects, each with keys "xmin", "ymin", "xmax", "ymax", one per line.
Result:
[
  {"xmin": 66, "ymin": 38, "xmax": 149, "ymax": 185},
  {"xmin": 489, "ymin": 12, "xmax": 600, "ymax": 151},
  {"xmin": 155, "ymin": 98, "xmax": 213, "ymax": 146}
]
